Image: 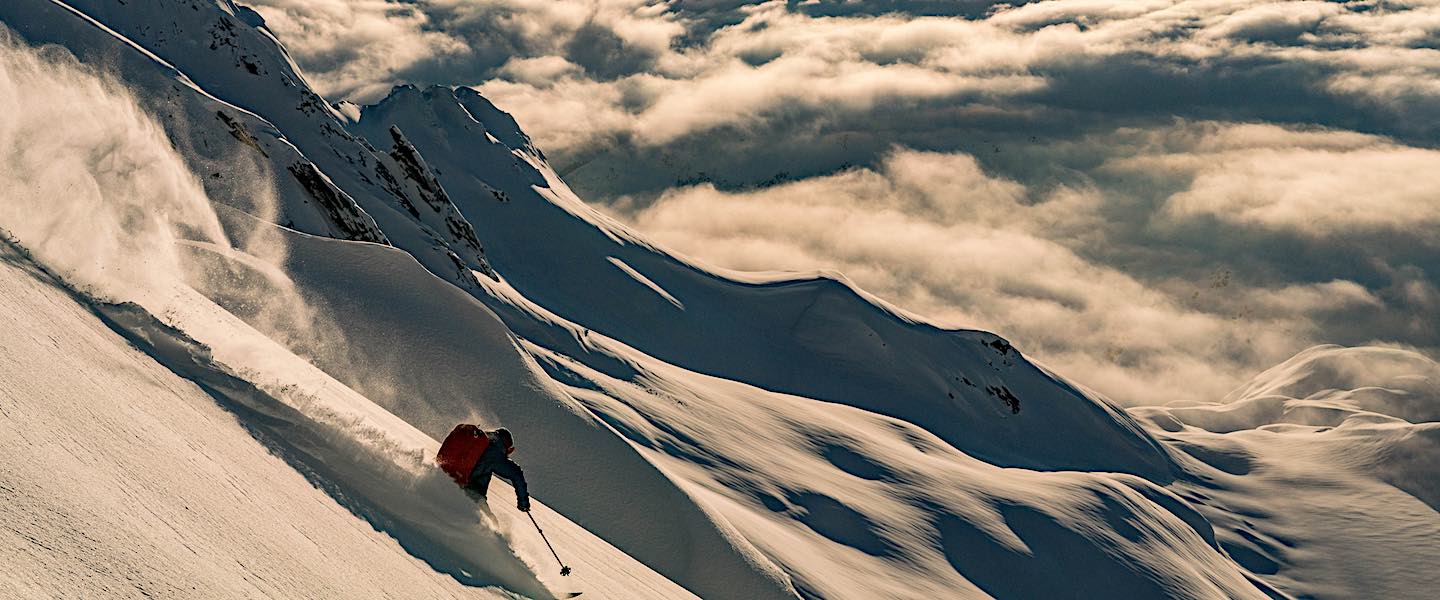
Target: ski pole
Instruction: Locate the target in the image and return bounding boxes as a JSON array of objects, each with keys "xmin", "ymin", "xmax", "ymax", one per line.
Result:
[{"xmin": 528, "ymin": 512, "xmax": 573, "ymax": 576}]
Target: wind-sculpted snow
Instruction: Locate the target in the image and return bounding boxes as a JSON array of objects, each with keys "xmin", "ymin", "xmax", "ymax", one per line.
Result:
[
  {"xmin": 1130, "ymin": 346, "xmax": 1440, "ymax": 598},
  {"xmin": 516, "ymin": 335, "xmax": 1274, "ymax": 599}
]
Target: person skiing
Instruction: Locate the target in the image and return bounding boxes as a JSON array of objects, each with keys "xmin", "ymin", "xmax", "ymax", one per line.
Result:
[
  {"xmin": 436, "ymin": 424, "xmax": 530, "ymax": 512},
  {"xmin": 437, "ymin": 424, "xmax": 575, "ymax": 578}
]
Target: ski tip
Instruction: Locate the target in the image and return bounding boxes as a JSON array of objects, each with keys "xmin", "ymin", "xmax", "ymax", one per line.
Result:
[{"xmin": 562, "ymin": 593, "xmax": 583, "ymax": 598}]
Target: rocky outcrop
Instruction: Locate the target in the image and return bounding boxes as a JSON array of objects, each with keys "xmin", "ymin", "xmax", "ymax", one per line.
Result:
[
  {"xmin": 215, "ymin": 110, "xmax": 267, "ymax": 157},
  {"xmin": 286, "ymin": 162, "xmax": 388, "ymax": 244},
  {"xmin": 380, "ymin": 125, "xmax": 493, "ymax": 278},
  {"xmin": 387, "ymin": 126, "xmax": 449, "ymax": 212}
]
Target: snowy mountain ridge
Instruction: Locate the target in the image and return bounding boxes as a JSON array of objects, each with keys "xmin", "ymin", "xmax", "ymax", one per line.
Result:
[{"xmin": 0, "ymin": 1, "xmax": 1435, "ymax": 599}]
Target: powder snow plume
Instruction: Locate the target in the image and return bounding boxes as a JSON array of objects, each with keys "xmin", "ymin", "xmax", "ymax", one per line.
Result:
[
  {"xmin": 0, "ymin": 28, "xmax": 412, "ymax": 465},
  {"xmin": 0, "ymin": 28, "xmax": 232, "ymax": 303}
]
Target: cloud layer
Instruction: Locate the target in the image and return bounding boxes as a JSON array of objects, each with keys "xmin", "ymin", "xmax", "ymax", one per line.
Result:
[
  {"xmin": 247, "ymin": 0, "xmax": 1440, "ymax": 404},
  {"xmin": 629, "ymin": 124, "xmax": 1439, "ymax": 405}
]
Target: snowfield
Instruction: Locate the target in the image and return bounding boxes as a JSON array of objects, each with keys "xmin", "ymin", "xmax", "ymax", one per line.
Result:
[{"xmin": 1, "ymin": 1, "xmax": 1436, "ymax": 599}]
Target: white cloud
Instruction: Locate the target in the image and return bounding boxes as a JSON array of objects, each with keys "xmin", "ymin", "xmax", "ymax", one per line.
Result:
[
  {"xmin": 246, "ymin": 0, "xmax": 691, "ymax": 99},
  {"xmin": 617, "ymin": 57, "xmax": 1043, "ymax": 145},
  {"xmin": 497, "ymin": 56, "xmax": 585, "ymax": 86},
  {"xmin": 1118, "ymin": 127, "xmax": 1440, "ymax": 235},
  {"xmin": 1200, "ymin": 1, "xmax": 1346, "ymax": 42},
  {"xmin": 474, "ymin": 77, "xmax": 636, "ymax": 150},
  {"xmin": 249, "ymin": 1, "xmax": 1440, "ymax": 153},
  {"xmin": 1241, "ymin": 280, "xmax": 1383, "ymax": 313},
  {"xmin": 247, "ymin": 0, "xmax": 468, "ymax": 100}
]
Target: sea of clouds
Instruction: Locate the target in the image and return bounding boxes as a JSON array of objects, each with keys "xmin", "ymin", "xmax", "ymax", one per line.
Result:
[{"xmin": 247, "ymin": 0, "xmax": 1440, "ymax": 405}]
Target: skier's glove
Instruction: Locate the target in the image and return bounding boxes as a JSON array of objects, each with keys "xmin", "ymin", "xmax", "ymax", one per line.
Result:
[{"xmin": 517, "ymin": 498, "xmax": 531, "ymax": 512}]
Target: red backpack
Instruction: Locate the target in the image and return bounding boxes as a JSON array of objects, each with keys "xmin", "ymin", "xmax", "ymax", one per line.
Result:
[{"xmin": 437, "ymin": 424, "xmax": 491, "ymax": 486}]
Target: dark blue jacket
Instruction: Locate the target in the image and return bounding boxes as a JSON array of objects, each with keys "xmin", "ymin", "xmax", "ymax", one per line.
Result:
[{"xmin": 465, "ymin": 430, "xmax": 529, "ymax": 507}]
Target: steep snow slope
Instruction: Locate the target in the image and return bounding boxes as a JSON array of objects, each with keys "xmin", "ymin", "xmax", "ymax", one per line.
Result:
[
  {"xmin": 0, "ymin": 238, "xmax": 705, "ymax": 600},
  {"xmin": 0, "ymin": 243, "xmax": 522, "ymax": 599},
  {"xmin": 264, "ymin": 225, "xmax": 798, "ymax": 600},
  {"xmin": 261, "ymin": 222, "xmax": 1270, "ymax": 600},
  {"xmin": 112, "ymin": 237, "xmax": 710, "ymax": 600}
]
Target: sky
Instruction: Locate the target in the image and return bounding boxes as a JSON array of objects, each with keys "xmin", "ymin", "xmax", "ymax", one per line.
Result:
[{"xmin": 246, "ymin": 0, "xmax": 1440, "ymax": 406}]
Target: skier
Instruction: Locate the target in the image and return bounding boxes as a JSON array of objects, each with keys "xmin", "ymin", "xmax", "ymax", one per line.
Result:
[
  {"xmin": 436, "ymin": 424, "xmax": 530, "ymax": 512},
  {"xmin": 438, "ymin": 424, "xmax": 575, "ymax": 578}
]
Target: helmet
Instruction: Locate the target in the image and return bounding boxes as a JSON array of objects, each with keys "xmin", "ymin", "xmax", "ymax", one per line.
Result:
[{"xmin": 495, "ymin": 427, "xmax": 514, "ymax": 452}]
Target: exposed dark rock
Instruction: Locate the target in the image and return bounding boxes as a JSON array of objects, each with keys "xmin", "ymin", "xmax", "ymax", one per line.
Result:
[
  {"xmin": 286, "ymin": 162, "xmax": 388, "ymax": 244},
  {"xmin": 384, "ymin": 126, "xmax": 493, "ymax": 277},
  {"xmin": 371, "ymin": 161, "xmax": 419, "ymax": 217},
  {"xmin": 388, "ymin": 126, "xmax": 450, "ymax": 212},
  {"xmin": 986, "ymin": 385, "xmax": 1022, "ymax": 414},
  {"xmin": 447, "ymin": 250, "xmax": 482, "ymax": 289},
  {"xmin": 215, "ymin": 110, "xmax": 267, "ymax": 157}
]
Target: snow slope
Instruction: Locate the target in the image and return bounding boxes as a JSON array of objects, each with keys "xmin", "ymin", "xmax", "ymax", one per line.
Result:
[
  {"xmin": 269, "ymin": 224, "xmax": 1275, "ymax": 599},
  {"xmin": 0, "ymin": 242, "xmax": 523, "ymax": 599},
  {"xmin": 267, "ymin": 226, "xmax": 796, "ymax": 600},
  {"xmin": 0, "ymin": 237, "xmax": 702, "ymax": 599},
  {"xmin": 1132, "ymin": 346, "xmax": 1440, "ymax": 598},
  {"xmin": 2, "ymin": 0, "xmax": 1436, "ymax": 598}
]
